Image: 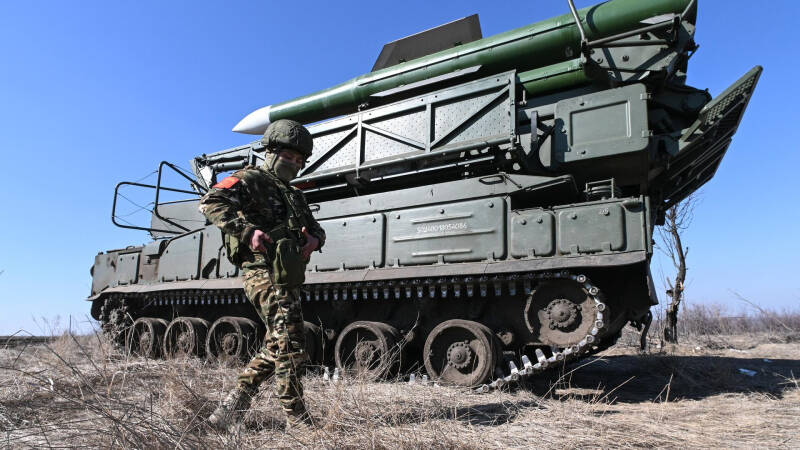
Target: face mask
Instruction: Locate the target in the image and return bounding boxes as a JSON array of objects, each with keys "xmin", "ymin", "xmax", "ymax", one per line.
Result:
[{"xmin": 272, "ymin": 157, "xmax": 300, "ymax": 183}]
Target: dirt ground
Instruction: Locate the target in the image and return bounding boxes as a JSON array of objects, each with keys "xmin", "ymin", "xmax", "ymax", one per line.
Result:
[{"xmin": 1, "ymin": 331, "xmax": 798, "ymax": 449}]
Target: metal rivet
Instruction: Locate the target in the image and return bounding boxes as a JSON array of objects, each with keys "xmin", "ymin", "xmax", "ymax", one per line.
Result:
[
  {"xmin": 520, "ymin": 219, "xmax": 527, "ymax": 225},
  {"xmin": 536, "ymin": 216, "xmax": 543, "ymax": 224},
  {"xmin": 570, "ymin": 213, "xmax": 577, "ymax": 220},
  {"xmin": 439, "ymin": 209, "xmax": 445, "ymax": 214},
  {"xmin": 396, "ymin": 214, "xmax": 401, "ymax": 219},
  {"xmin": 488, "ymin": 202, "xmax": 494, "ymax": 208}
]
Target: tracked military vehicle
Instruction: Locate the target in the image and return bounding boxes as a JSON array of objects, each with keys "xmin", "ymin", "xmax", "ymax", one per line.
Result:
[{"xmin": 89, "ymin": 0, "xmax": 761, "ymax": 389}]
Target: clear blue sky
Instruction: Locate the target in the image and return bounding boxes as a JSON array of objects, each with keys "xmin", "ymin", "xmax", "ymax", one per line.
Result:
[{"xmin": 1, "ymin": 1, "xmax": 798, "ymax": 334}]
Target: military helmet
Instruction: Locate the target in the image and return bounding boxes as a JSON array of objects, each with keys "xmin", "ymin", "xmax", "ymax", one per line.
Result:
[{"xmin": 261, "ymin": 119, "xmax": 313, "ymax": 157}]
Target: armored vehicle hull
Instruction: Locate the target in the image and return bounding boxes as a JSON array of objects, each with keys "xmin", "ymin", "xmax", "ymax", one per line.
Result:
[{"xmin": 89, "ymin": 0, "xmax": 761, "ymax": 389}]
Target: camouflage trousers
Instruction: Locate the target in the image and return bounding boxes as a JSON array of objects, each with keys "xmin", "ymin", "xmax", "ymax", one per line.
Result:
[{"xmin": 237, "ymin": 267, "xmax": 309, "ymax": 417}]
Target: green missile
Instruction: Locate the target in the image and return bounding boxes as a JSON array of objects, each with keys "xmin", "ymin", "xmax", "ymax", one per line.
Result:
[{"xmin": 233, "ymin": 0, "xmax": 693, "ymax": 134}]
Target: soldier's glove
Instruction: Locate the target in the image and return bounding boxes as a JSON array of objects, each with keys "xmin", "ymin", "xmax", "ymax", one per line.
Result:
[
  {"xmin": 301, "ymin": 226, "xmax": 319, "ymax": 260},
  {"xmin": 249, "ymin": 229, "xmax": 274, "ymax": 253}
]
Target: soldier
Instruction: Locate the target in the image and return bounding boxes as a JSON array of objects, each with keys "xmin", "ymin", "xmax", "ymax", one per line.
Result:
[{"xmin": 201, "ymin": 119, "xmax": 326, "ymax": 431}]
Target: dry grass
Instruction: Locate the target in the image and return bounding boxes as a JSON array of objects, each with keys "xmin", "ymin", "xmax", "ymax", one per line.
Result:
[
  {"xmin": 676, "ymin": 302, "xmax": 800, "ymax": 342},
  {"xmin": 1, "ymin": 308, "xmax": 799, "ymax": 449}
]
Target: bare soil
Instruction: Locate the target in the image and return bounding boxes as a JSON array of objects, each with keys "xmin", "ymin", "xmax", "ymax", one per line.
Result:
[{"xmin": 1, "ymin": 330, "xmax": 798, "ymax": 449}]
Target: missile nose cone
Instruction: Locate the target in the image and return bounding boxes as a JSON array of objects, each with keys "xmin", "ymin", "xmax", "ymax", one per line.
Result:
[{"xmin": 232, "ymin": 105, "xmax": 272, "ymax": 134}]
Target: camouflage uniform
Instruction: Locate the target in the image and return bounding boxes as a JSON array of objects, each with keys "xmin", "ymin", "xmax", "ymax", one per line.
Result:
[{"xmin": 200, "ymin": 164, "xmax": 325, "ymax": 420}]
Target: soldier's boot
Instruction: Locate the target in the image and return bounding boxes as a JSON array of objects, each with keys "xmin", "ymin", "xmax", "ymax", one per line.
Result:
[
  {"xmin": 284, "ymin": 402, "xmax": 316, "ymax": 433},
  {"xmin": 208, "ymin": 384, "xmax": 257, "ymax": 431}
]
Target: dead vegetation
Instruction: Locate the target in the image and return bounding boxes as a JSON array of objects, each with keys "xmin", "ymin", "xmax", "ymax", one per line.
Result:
[{"xmin": 1, "ymin": 307, "xmax": 798, "ymax": 449}]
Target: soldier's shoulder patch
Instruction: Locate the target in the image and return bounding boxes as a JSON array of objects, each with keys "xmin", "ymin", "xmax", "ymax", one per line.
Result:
[{"xmin": 213, "ymin": 176, "xmax": 240, "ymax": 189}]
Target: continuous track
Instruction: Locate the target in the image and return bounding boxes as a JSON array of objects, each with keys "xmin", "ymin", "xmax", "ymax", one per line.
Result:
[{"xmin": 99, "ymin": 269, "xmax": 612, "ymax": 390}]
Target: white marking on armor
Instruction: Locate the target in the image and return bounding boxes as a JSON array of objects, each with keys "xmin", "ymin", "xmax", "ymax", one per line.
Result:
[
  {"xmin": 393, "ymin": 226, "xmax": 494, "ymax": 242},
  {"xmin": 415, "ymin": 222, "xmax": 468, "ymax": 234}
]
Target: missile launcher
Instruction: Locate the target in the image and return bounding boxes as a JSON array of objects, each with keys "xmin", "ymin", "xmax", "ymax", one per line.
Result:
[
  {"xmin": 233, "ymin": 0, "xmax": 695, "ymax": 133},
  {"xmin": 89, "ymin": 0, "xmax": 761, "ymax": 388}
]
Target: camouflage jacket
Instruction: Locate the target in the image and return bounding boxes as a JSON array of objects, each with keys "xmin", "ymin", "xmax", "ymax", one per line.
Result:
[{"xmin": 199, "ymin": 166, "xmax": 326, "ymax": 266}]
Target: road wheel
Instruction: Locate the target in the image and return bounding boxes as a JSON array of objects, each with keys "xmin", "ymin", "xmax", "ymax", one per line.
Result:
[
  {"xmin": 334, "ymin": 321, "xmax": 401, "ymax": 380},
  {"xmin": 126, "ymin": 317, "xmax": 168, "ymax": 358},
  {"xmin": 423, "ymin": 319, "xmax": 498, "ymax": 387},
  {"xmin": 206, "ymin": 317, "xmax": 259, "ymax": 361},
  {"xmin": 163, "ymin": 317, "xmax": 209, "ymax": 357}
]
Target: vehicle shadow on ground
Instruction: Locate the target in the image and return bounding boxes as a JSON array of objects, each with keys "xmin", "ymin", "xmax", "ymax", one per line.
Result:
[
  {"xmin": 523, "ymin": 353, "xmax": 800, "ymax": 403},
  {"xmin": 444, "ymin": 400, "xmax": 542, "ymax": 426},
  {"xmin": 242, "ymin": 400, "xmax": 543, "ymax": 431}
]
